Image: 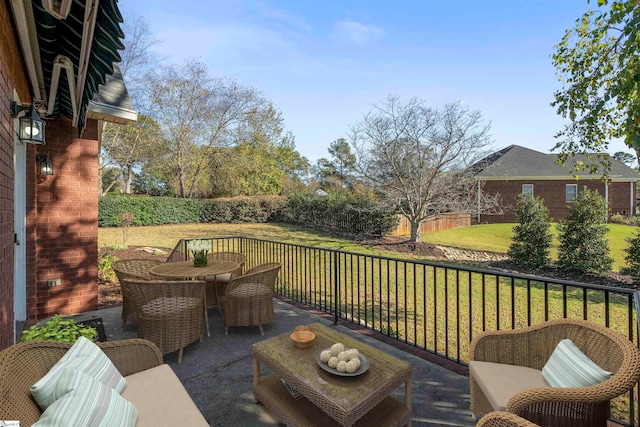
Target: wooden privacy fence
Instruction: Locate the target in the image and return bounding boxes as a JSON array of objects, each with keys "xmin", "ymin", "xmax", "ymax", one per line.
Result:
[{"xmin": 390, "ymin": 212, "xmax": 471, "ymax": 236}]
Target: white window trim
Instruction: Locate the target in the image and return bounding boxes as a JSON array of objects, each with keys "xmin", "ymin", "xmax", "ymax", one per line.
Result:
[
  {"xmin": 522, "ymin": 184, "xmax": 534, "ymax": 197},
  {"xmin": 566, "ymin": 184, "xmax": 578, "ymax": 203}
]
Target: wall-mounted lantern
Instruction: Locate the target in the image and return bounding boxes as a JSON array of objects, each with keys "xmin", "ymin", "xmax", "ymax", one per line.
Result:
[
  {"xmin": 10, "ymin": 101, "xmax": 46, "ymax": 145},
  {"xmin": 36, "ymin": 153, "xmax": 54, "ymax": 177}
]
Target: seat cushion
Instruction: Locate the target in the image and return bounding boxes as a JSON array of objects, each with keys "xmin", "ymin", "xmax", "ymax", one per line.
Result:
[
  {"xmin": 121, "ymin": 364, "xmax": 208, "ymax": 427},
  {"xmin": 227, "ymin": 282, "xmax": 270, "ymax": 298},
  {"xmin": 140, "ymin": 297, "xmax": 201, "ymax": 317},
  {"xmin": 469, "ymin": 361, "xmax": 549, "ymax": 411},
  {"xmin": 204, "ymin": 273, "xmax": 232, "ymax": 284},
  {"xmin": 542, "ymin": 339, "xmax": 613, "ymax": 388}
]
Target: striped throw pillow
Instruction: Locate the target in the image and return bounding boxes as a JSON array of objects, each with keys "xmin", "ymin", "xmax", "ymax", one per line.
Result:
[
  {"xmin": 542, "ymin": 339, "xmax": 613, "ymax": 388},
  {"xmin": 33, "ymin": 368, "xmax": 137, "ymax": 427},
  {"xmin": 31, "ymin": 337, "xmax": 126, "ymax": 410}
]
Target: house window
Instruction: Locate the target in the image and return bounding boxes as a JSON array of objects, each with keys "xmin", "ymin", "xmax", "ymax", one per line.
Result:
[
  {"xmin": 522, "ymin": 184, "xmax": 534, "ymax": 197},
  {"xmin": 566, "ymin": 184, "xmax": 578, "ymax": 203}
]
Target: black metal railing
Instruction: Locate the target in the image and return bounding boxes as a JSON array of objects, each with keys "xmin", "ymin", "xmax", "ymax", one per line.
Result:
[{"xmin": 172, "ymin": 236, "xmax": 640, "ymax": 425}]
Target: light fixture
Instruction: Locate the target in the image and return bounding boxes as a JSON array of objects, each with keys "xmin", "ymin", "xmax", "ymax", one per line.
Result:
[
  {"xmin": 35, "ymin": 153, "xmax": 54, "ymax": 177},
  {"xmin": 10, "ymin": 101, "xmax": 46, "ymax": 145}
]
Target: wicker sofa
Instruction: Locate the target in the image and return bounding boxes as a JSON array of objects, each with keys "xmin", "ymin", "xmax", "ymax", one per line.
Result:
[
  {"xmin": 469, "ymin": 318, "xmax": 640, "ymax": 427},
  {"xmin": 0, "ymin": 339, "xmax": 208, "ymax": 426}
]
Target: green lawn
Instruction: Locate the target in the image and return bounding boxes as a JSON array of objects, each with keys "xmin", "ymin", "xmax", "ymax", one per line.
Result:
[{"xmin": 421, "ymin": 222, "xmax": 636, "ymax": 272}]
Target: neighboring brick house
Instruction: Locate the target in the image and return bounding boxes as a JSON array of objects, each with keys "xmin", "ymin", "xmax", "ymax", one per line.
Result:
[
  {"xmin": 474, "ymin": 145, "xmax": 640, "ymax": 223},
  {"xmin": 0, "ymin": 0, "xmax": 133, "ymax": 349}
]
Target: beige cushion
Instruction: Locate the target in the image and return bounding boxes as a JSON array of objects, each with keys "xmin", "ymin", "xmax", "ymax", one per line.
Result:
[
  {"xmin": 469, "ymin": 361, "xmax": 550, "ymax": 411},
  {"xmin": 204, "ymin": 273, "xmax": 232, "ymax": 284},
  {"xmin": 122, "ymin": 364, "xmax": 208, "ymax": 427}
]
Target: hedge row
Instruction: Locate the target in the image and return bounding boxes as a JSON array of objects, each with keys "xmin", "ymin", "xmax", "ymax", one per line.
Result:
[
  {"xmin": 273, "ymin": 193, "xmax": 399, "ymax": 236},
  {"xmin": 99, "ymin": 193, "xmax": 398, "ymax": 236},
  {"xmin": 99, "ymin": 195, "xmax": 287, "ymax": 227}
]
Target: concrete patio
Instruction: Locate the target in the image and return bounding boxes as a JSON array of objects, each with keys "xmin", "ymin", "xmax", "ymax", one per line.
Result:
[{"xmin": 70, "ymin": 298, "xmax": 475, "ymax": 427}]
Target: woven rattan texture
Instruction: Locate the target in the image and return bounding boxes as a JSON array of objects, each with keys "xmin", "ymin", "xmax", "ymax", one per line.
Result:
[
  {"xmin": 205, "ymin": 252, "xmax": 246, "ymax": 307},
  {"xmin": 469, "ymin": 318, "xmax": 640, "ymax": 427},
  {"xmin": 0, "ymin": 339, "xmax": 162, "ymax": 425},
  {"xmin": 224, "ymin": 262, "xmax": 281, "ymax": 334},
  {"xmin": 112, "ymin": 258, "xmax": 164, "ymax": 328},
  {"xmin": 253, "ymin": 323, "xmax": 411, "ymax": 426},
  {"xmin": 125, "ymin": 278, "xmax": 206, "ymax": 362},
  {"xmin": 477, "ymin": 411, "xmax": 540, "ymax": 427},
  {"xmin": 254, "ymin": 374, "xmax": 411, "ymax": 427}
]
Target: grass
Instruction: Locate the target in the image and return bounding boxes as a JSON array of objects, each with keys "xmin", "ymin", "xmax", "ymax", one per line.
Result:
[
  {"xmin": 421, "ymin": 222, "xmax": 636, "ymax": 272},
  {"xmin": 99, "ymin": 223, "xmax": 398, "ymax": 257},
  {"xmin": 98, "ymin": 222, "xmax": 638, "ymax": 421}
]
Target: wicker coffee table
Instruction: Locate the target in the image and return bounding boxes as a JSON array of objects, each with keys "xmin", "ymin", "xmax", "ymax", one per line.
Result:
[{"xmin": 253, "ymin": 323, "xmax": 412, "ymax": 427}]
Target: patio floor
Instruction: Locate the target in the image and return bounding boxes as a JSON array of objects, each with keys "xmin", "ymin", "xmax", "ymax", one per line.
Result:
[{"xmin": 70, "ymin": 298, "xmax": 476, "ymax": 427}]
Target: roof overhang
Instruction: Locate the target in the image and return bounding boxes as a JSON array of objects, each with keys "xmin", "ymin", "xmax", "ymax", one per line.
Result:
[
  {"xmin": 9, "ymin": 0, "xmax": 129, "ymax": 135},
  {"xmin": 475, "ymin": 176, "xmax": 640, "ymax": 182}
]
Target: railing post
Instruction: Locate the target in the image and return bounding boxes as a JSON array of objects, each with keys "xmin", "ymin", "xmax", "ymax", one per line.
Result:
[{"xmin": 333, "ymin": 251, "xmax": 340, "ymax": 325}]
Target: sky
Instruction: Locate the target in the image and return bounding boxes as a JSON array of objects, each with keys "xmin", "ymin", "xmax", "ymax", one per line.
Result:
[{"xmin": 122, "ymin": 0, "xmax": 632, "ymax": 164}]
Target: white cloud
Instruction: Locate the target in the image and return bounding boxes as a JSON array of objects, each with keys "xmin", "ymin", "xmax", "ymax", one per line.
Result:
[{"xmin": 333, "ymin": 20, "xmax": 383, "ymax": 44}]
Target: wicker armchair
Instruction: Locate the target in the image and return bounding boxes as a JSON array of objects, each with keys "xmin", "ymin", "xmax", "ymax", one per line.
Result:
[
  {"xmin": 224, "ymin": 262, "xmax": 281, "ymax": 335},
  {"xmin": 204, "ymin": 251, "xmax": 246, "ymax": 313},
  {"xmin": 477, "ymin": 412, "xmax": 540, "ymax": 427},
  {"xmin": 112, "ymin": 258, "xmax": 164, "ymax": 328},
  {"xmin": 125, "ymin": 278, "xmax": 206, "ymax": 363},
  {"xmin": 469, "ymin": 318, "xmax": 640, "ymax": 427}
]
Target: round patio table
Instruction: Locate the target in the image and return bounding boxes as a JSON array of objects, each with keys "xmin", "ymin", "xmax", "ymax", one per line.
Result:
[{"xmin": 149, "ymin": 260, "xmax": 240, "ymax": 337}]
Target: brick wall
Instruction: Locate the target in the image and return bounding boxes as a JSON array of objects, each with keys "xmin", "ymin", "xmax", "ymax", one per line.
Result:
[
  {"xmin": 0, "ymin": 1, "xmax": 31, "ymax": 349},
  {"xmin": 480, "ymin": 179, "xmax": 636, "ymax": 223},
  {"xmin": 33, "ymin": 117, "xmax": 99, "ymax": 318}
]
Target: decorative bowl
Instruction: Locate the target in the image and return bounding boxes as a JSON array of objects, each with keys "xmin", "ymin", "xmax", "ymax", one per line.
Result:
[{"xmin": 290, "ymin": 330, "xmax": 315, "ymax": 349}]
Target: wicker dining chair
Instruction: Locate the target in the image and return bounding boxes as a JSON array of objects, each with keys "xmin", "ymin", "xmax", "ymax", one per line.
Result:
[
  {"xmin": 469, "ymin": 318, "xmax": 640, "ymax": 427},
  {"xmin": 223, "ymin": 262, "xmax": 281, "ymax": 335},
  {"xmin": 477, "ymin": 412, "xmax": 540, "ymax": 427},
  {"xmin": 112, "ymin": 258, "xmax": 164, "ymax": 328},
  {"xmin": 204, "ymin": 252, "xmax": 246, "ymax": 314},
  {"xmin": 124, "ymin": 278, "xmax": 206, "ymax": 363}
]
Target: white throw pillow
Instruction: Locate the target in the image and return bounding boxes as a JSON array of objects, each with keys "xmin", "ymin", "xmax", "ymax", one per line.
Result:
[
  {"xmin": 33, "ymin": 368, "xmax": 137, "ymax": 427},
  {"xmin": 542, "ymin": 338, "xmax": 613, "ymax": 388},
  {"xmin": 31, "ymin": 336, "xmax": 126, "ymax": 410}
]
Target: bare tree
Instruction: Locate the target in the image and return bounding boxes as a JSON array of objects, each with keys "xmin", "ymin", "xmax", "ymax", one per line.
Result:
[
  {"xmin": 350, "ymin": 96, "xmax": 501, "ymax": 242},
  {"xmin": 100, "ymin": 12, "xmax": 162, "ymax": 194},
  {"xmin": 143, "ymin": 60, "xmax": 268, "ymax": 197}
]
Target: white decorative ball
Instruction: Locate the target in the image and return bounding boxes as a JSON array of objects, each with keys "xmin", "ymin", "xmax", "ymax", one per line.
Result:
[
  {"xmin": 337, "ymin": 351, "xmax": 350, "ymax": 362},
  {"xmin": 349, "ymin": 349, "xmax": 360, "ymax": 360},
  {"xmin": 352, "ymin": 357, "xmax": 361, "ymax": 369},
  {"xmin": 328, "ymin": 356, "xmax": 339, "ymax": 369},
  {"xmin": 346, "ymin": 359, "xmax": 359, "ymax": 373},
  {"xmin": 330, "ymin": 343, "xmax": 345, "ymax": 356},
  {"xmin": 336, "ymin": 360, "xmax": 347, "ymax": 373},
  {"xmin": 320, "ymin": 350, "xmax": 332, "ymax": 363}
]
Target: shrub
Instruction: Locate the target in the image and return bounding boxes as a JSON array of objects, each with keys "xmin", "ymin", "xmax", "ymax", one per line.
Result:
[
  {"xmin": 274, "ymin": 193, "xmax": 398, "ymax": 236},
  {"xmin": 20, "ymin": 315, "xmax": 97, "ymax": 343},
  {"xmin": 556, "ymin": 187, "xmax": 613, "ymax": 274},
  {"xmin": 610, "ymin": 212, "xmax": 640, "ymax": 226},
  {"xmin": 621, "ymin": 224, "xmax": 640, "ymax": 281},
  {"xmin": 98, "ymin": 250, "xmax": 118, "ymax": 283},
  {"xmin": 508, "ymin": 194, "xmax": 552, "ymax": 268}
]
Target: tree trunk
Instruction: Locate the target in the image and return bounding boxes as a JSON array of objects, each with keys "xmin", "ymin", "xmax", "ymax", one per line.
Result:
[
  {"xmin": 410, "ymin": 220, "xmax": 422, "ymax": 243},
  {"xmin": 123, "ymin": 165, "xmax": 133, "ymax": 194}
]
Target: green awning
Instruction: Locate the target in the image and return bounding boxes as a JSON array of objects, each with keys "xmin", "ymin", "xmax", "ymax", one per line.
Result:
[{"xmin": 32, "ymin": 0, "xmax": 125, "ymax": 136}]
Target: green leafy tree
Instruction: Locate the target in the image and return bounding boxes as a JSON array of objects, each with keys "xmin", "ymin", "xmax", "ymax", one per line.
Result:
[
  {"xmin": 508, "ymin": 194, "xmax": 553, "ymax": 268},
  {"xmin": 621, "ymin": 224, "xmax": 640, "ymax": 281},
  {"xmin": 552, "ymin": 0, "xmax": 640, "ymax": 174},
  {"xmin": 556, "ymin": 187, "xmax": 613, "ymax": 273}
]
